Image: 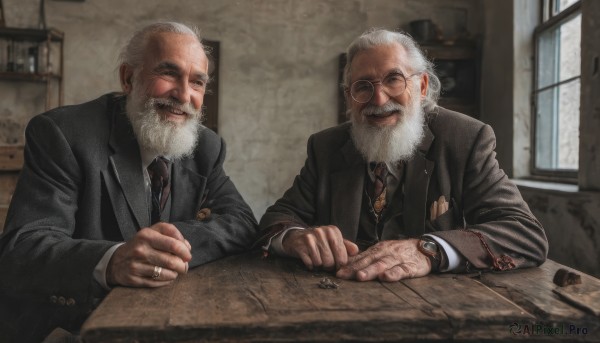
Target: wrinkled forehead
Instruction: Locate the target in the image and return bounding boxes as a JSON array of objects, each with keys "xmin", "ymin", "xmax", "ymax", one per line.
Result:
[
  {"xmin": 143, "ymin": 32, "xmax": 208, "ymax": 71},
  {"xmin": 350, "ymin": 43, "xmax": 411, "ymax": 81}
]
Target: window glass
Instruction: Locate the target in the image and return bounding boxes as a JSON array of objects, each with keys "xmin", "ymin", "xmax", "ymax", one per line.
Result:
[
  {"xmin": 533, "ymin": 5, "xmax": 580, "ymax": 174},
  {"xmin": 535, "ymin": 76, "xmax": 580, "ymax": 170}
]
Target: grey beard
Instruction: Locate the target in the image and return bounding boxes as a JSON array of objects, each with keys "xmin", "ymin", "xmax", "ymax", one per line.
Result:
[
  {"xmin": 350, "ymin": 100, "xmax": 425, "ymax": 163},
  {"xmin": 125, "ymin": 91, "xmax": 203, "ymax": 160}
]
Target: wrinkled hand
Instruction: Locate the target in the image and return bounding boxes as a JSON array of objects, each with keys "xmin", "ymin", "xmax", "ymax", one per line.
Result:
[
  {"xmin": 282, "ymin": 225, "xmax": 359, "ymax": 270},
  {"xmin": 107, "ymin": 222, "xmax": 192, "ymax": 287},
  {"xmin": 336, "ymin": 239, "xmax": 431, "ymax": 282}
]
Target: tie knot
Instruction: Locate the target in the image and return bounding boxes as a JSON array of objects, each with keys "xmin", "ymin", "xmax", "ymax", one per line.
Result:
[
  {"xmin": 370, "ymin": 162, "xmax": 388, "ymax": 180},
  {"xmin": 148, "ymin": 156, "xmax": 170, "ymax": 187}
]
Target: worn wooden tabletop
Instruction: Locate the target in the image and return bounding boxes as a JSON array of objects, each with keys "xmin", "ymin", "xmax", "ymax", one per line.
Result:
[{"xmin": 81, "ymin": 251, "xmax": 600, "ymax": 342}]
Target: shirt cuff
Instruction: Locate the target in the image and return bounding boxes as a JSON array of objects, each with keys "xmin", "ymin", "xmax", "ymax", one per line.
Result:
[
  {"xmin": 424, "ymin": 234, "xmax": 463, "ymax": 272},
  {"xmin": 267, "ymin": 227, "xmax": 305, "ymax": 255},
  {"xmin": 93, "ymin": 243, "xmax": 124, "ymax": 290}
]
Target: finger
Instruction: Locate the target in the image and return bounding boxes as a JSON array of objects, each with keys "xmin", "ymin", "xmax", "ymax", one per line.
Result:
[
  {"xmin": 303, "ymin": 234, "xmax": 322, "ymax": 270},
  {"xmin": 321, "ymin": 228, "xmax": 349, "ymax": 269},
  {"xmin": 355, "ymin": 255, "xmax": 397, "ymax": 281},
  {"xmin": 336, "ymin": 250, "xmax": 375, "ymax": 279},
  {"xmin": 379, "ymin": 265, "xmax": 410, "ymax": 282},
  {"xmin": 343, "ymin": 239, "xmax": 360, "ymax": 257},
  {"xmin": 153, "ymin": 223, "xmax": 191, "ymax": 254},
  {"xmin": 147, "ymin": 232, "xmax": 192, "ymax": 262},
  {"xmin": 314, "ymin": 229, "xmax": 336, "ymax": 269},
  {"xmin": 145, "ymin": 264, "xmax": 179, "ymax": 282}
]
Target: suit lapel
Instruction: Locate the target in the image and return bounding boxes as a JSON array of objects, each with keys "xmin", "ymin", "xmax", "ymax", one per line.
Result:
[
  {"xmin": 403, "ymin": 125, "xmax": 435, "ymax": 237},
  {"xmin": 330, "ymin": 137, "xmax": 364, "ymax": 241},
  {"xmin": 170, "ymin": 159, "xmax": 206, "ymax": 221},
  {"xmin": 107, "ymin": 100, "xmax": 149, "ymax": 233}
]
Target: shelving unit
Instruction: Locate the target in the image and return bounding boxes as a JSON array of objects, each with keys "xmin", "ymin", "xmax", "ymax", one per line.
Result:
[
  {"xmin": 0, "ymin": 27, "xmax": 64, "ymax": 231},
  {"xmin": 421, "ymin": 41, "xmax": 481, "ymax": 118},
  {"xmin": 0, "ymin": 27, "xmax": 64, "ymax": 110}
]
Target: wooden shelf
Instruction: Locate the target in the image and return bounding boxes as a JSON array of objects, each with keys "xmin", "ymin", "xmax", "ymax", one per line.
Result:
[
  {"xmin": 0, "ymin": 72, "xmax": 62, "ymax": 82},
  {"xmin": 0, "ymin": 27, "xmax": 64, "ymax": 42},
  {"xmin": 0, "ymin": 145, "xmax": 24, "ymax": 171}
]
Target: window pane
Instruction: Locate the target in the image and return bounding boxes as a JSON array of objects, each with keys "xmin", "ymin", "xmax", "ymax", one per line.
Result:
[
  {"xmin": 535, "ymin": 79, "xmax": 579, "ymax": 170},
  {"xmin": 557, "ymin": 79, "xmax": 579, "ymax": 169},
  {"xmin": 537, "ymin": 29, "xmax": 559, "ymax": 89},
  {"xmin": 554, "ymin": 0, "xmax": 579, "ymax": 15},
  {"xmin": 559, "ymin": 13, "xmax": 581, "ymax": 81},
  {"xmin": 537, "ymin": 13, "xmax": 581, "ymax": 89},
  {"xmin": 536, "ymin": 88, "xmax": 557, "ymax": 169}
]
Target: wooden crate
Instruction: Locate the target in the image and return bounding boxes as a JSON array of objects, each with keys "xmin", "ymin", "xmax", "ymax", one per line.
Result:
[{"xmin": 0, "ymin": 145, "xmax": 23, "ymax": 232}]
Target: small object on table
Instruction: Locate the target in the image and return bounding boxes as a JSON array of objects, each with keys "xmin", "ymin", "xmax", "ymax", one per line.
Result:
[
  {"xmin": 318, "ymin": 277, "xmax": 339, "ymax": 289},
  {"xmin": 553, "ymin": 268, "xmax": 582, "ymax": 287}
]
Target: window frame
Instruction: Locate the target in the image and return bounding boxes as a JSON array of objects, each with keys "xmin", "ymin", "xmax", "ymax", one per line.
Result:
[{"xmin": 531, "ymin": 0, "xmax": 581, "ymax": 180}]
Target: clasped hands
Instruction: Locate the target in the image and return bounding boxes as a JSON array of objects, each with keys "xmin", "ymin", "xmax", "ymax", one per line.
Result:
[
  {"xmin": 282, "ymin": 226, "xmax": 430, "ymax": 281},
  {"xmin": 106, "ymin": 222, "xmax": 191, "ymax": 287},
  {"xmin": 281, "ymin": 195, "xmax": 449, "ymax": 282}
]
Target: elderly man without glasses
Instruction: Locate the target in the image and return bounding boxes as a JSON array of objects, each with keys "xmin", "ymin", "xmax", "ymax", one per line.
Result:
[
  {"xmin": 0, "ymin": 22, "xmax": 257, "ymax": 341},
  {"xmin": 259, "ymin": 29, "xmax": 548, "ymax": 282}
]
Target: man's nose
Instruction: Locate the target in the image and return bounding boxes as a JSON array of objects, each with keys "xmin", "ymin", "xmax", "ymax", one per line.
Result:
[
  {"xmin": 370, "ymin": 84, "xmax": 390, "ymax": 106},
  {"xmin": 171, "ymin": 80, "xmax": 192, "ymax": 105}
]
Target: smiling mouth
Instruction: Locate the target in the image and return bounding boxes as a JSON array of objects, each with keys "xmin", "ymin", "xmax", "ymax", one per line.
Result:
[
  {"xmin": 366, "ymin": 110, "xmax": 399, "ymax": 118},
  {"xmin": 157, "ymin": 103, "xmax": 188, "ymax": 117}
]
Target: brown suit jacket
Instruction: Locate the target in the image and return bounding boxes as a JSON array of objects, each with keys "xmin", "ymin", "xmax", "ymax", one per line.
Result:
[{"xmin": 259, "ymin": 107, "xmax": 548, "ymax": 271}]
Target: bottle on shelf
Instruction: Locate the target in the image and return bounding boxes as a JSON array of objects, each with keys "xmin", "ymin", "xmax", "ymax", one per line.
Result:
[
  {"xmin": 28, "ymin": 46, "xmax": 38, "ymax": 74},
  {"xmin": 6, "ymin": 40, "xmax": 14, "ymax": 72}
]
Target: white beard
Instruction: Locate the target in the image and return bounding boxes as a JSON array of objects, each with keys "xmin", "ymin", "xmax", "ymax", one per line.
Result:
[
  {"xmin": 125, "ymin": 84, "xmax": 204, "ymax": 160},
  {"xmin": 349, "ymin": 94, "xmax": 425, "ymax": 163}
]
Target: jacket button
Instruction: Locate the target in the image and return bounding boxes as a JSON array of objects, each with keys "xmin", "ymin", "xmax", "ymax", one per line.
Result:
[
  {"xmin": 58, "ymin": 296, "xmax": 66, "ymax": 306},
  {"xmin": 66, "ymin": 298, "xmax": 76, "ymax": 306},
  {"xmin": 196, "ymin": 208, "xmax": 211, "ymax": 220},
  {"xmin": 49, "ymin": 295, "xmax": 57, "ymax": 304}
]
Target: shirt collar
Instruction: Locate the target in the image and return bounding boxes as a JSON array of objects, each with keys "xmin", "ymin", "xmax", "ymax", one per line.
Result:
[{"xmin": 140, "ymin": 146, "xmax": 171, "ymax": 170}]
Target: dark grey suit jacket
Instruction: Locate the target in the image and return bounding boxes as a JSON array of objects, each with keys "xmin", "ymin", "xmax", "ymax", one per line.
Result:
[
  {"xmin": 0, "ymin": 93, "xmax": 257, "ymax": 340},
  {"xmin": 259, "ymin": 107, "xmax": 548, "ymax": 272}
]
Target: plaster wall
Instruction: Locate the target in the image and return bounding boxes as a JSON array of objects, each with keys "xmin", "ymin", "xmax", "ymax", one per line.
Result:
[
  {"xmin": 520, "ymin": 187, "xmax": 600, "ymax": 277},
  {"xmin": 1, "ymin": 0, "xmax": 483, "ymax": 220}
]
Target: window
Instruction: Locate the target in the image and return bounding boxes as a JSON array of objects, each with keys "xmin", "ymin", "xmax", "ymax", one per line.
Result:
[{"xmin": 532, "ymin": 0, "xmax": 581, "ymax": 178}]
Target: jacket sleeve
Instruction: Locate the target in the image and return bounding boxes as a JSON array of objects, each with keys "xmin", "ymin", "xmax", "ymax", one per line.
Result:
[
  {"xmin": 257, "ymin": 135, "xmax": 320, "ymax": 245},
  {"xmin": 172, "ymin": 138, "xmax": 259, "ymax": 267},
  {"xmin": 431, "ymin": 124, "xmax": 549, "ymax": 271},
  {"xmin": 0, "ymin": 115, "xmax": 113, "ymax": 317}
]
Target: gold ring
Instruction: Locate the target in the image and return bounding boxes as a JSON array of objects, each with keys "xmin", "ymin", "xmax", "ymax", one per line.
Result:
[{"xmin": 152, "ymin": 266, "xmax": 162, "ymax": 280}]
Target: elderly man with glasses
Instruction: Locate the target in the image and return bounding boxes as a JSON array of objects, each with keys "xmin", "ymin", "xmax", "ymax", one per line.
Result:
[{"xmin": 258, "ymin": 29, "xmax": 548, "ymax": 281}]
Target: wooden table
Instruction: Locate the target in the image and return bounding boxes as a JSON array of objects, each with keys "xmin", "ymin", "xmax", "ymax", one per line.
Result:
[{"xmin": 81, "ymin": 251, "xmax": 600, "ymax": 342}]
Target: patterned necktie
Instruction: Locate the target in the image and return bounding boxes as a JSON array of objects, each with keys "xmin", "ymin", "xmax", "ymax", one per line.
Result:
[
  {"xmin": 370, "ymin": 162, "xmax": 388, "ymax": 223},
  {"xmin": 147, "ymin": 156, "xmax": 170, "ymax": 224}
]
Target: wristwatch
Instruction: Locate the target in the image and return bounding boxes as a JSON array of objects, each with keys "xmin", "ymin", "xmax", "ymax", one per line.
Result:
[{"xmin": 417, "ymin": 236, "xmax": 441, "ymax": 272}]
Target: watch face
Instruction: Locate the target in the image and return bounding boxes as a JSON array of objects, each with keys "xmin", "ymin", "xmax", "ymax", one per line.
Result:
[{"xmin": 422, "ymin": 240, "xmax": 438, "ymax": 253}]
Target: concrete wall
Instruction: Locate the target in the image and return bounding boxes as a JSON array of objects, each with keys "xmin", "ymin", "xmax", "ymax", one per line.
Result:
[{"xmin": 1, "ymin": 0, "xmax": 483, "ymax": 220}]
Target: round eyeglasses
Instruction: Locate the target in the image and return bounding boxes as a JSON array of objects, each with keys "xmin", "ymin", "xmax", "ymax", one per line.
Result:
[{"xmin": 350, "ymin": 72, "xmax": 420, "ymax": 104}]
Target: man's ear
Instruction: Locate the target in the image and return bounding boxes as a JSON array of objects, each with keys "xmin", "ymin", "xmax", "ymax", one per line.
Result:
[
  {"xmin": 119, "ymin": 64, "xmax": 134, "ymax": 94},
  {"xmin": 420, "ymin": 73, "xmax": 429, "ymax": 99}
]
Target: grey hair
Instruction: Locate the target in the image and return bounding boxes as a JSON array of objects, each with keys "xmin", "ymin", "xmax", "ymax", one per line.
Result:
[
  {"xmin": 343, "ymin": 28, "xmax": 441, "ymax": 112},
  {"xmin": 118, "ymin": 21, "xmax": 206, "ymax": 71}
]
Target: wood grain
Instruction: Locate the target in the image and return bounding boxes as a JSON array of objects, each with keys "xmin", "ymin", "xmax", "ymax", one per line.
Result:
[{"xmin": 82, "ymin": 253, "xmax": 600, "ymax": 342}]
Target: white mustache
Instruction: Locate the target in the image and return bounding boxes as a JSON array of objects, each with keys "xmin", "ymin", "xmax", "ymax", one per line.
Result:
[
  {"xmin": 361, "ymin": 101, "xmax": 405, "ymax": 117},
  {"xmin": 151, "ymin": 98, "xmax": 201, "ymax": 117}
]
